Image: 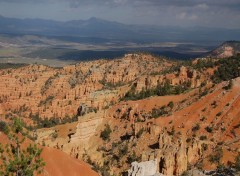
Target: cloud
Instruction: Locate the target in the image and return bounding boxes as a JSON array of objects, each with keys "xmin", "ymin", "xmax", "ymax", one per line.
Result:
[
  {"xmin": 189, "ymin": 14, "xmax": 198, "ymax": 20},
  {"xmin": 0, "ymin": 0, "xmax": 239, "ymax": 28},
  {"xmin": 1, "ymin": 0, "xmax": 239, "ymax": 10},
  {"xmin": 177, "ymin": 12, "xmax": 198, "ymax": 20},
  {"xmin": 195, "ymin": 3, "xmax": 209, "ymax": 10},
  {"xmin": 178, "ymin": 12, "xmax": 187, "ymax": 20}
]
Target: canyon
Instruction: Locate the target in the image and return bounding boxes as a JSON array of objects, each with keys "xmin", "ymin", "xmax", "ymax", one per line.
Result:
[{"xmin": 0, "ymin": 48, "xmax": 240, "ymax": 175}]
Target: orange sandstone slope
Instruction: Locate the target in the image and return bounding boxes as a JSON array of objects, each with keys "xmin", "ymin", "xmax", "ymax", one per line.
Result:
[
  {"xmin": 41, "ymin": 147, "xmax": 98, "ymax": 176},
  {"xmin": 0, "ymin": 53, "xmax": 172, "ymax": 122},
  {"xmin": 0, "ymin": 133, "xmax": 98, "ymax": 176}
]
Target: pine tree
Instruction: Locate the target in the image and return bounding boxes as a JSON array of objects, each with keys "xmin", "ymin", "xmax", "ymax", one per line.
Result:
[{"xmin": 0, "ymin": 118, "xmax": 45, "ymax": 176}]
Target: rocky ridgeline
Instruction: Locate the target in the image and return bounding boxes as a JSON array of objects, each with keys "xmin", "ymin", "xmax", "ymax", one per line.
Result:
[
  {"xmin": 0, "ymin": 54, "xmax": 168, "ymax": 120},
  {"xmin": 207, "ymin": 41, "xmax": 240, "ymax": 58},
  {"xmin": 134, "ymin": 65, "xmax": 204, "ymax": 92},
  {"xmin": 0, "ymin": 53, "xmax": 208, "ymax": 121}
]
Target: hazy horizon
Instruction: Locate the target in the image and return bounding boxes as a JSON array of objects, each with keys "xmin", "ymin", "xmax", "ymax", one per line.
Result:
[{"xmin": 0, "ymin": 0, "xmax": 240, "ymax": 29}]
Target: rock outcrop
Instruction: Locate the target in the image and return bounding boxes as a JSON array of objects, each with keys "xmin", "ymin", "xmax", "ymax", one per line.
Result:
[
  {"xmin": 70, "ymin": 111, "xmax": 105, "ymax": 145},
  {"xmin": 207, "ymin": 41, "xmax": 240, "ymax": 58},
  {"xmin": 128, "ymin": 160, "xmax": 159, "ymax": 176}
]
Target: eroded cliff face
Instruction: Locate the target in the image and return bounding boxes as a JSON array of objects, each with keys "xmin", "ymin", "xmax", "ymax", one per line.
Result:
[
  {"xmin": 70, "ymin": 111, "xmax": 105, "ymax": 144},
  {"xmin": 35, "ymin": 110, "xmax": 106, "ymax": 161},
  {"xmin": 36, "ymin": 79, "xmax": 240, "ymax": 175},
  {"xmin": 1, "ymin": 53, "xmax": 240, "ymax": 176},
  {"xmin": 93, "ymin": 77, "xmax": 239, "ymax": 175},
  {"xmin": 0, "ymin": 54, "xmax": 172, "ymax": 121},
  {"xmin": 137, "ymin": 132, "xmax": 211, "ymax": 176},
  {"xmin": 0, "ymin": 53, "xmax": 208, "ymax": 123}
]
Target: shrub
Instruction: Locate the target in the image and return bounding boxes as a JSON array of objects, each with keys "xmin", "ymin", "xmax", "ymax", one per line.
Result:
[
  {"xmin": 186, "ymin": 138, "xmax": 191, "ymax": 143},
  {"xmin": 13, "ymin": 118, "xmax": 24, "ymax": 133},
  {"xmin": 29, "ymin": 113, "xmax": 78, "ymax": 129},
  {"xmin": 235, "ymin": 154, "xmax": 240, "ymax": 171},
  {"xmin": 122, "ymin": 79, "xmax": 190, "ymax": 101},
  {"xmin": 119, "ymin": 144, "xmax": 128, "ymax": 157},
  {"xmin": 200, "ymin": 116, "xmax": 206, "ymax": 121},
  {"xmin": 209, "ymin": 148, "xmax": 223, "ymax": 164},
  {"xmin": 221, "ymin": 127, "xmax": 226, "ymax": 132},
  {"xmin": 168, "ymin": 101, "xmax": 174, "ymax": 109},
  {"xmin": 205, "ymin": 126, "xmax": 213, "ymax": 133},
  {"xmin": 127, "ymin": 151, "xmax": 141, "ymax": 164},
  {"xmin": 212, "ymin": 55, "xmax": 240, "ymax": 83},
  {"xmin": 167, "ymin": 126, "xmax": 175, "ymax": 136},
  {"xmin": 199, "ymin": 135, "xmax": 207, "ymax": 140},
  {"xmin": 211, "ymin": 101, "xmax": 217, "ymax": 108},
  {"xmin": 223, "ymin": 80, "xmax": 233, "ymax": 90},
  {"xmin": 100, "ymin": 124, "xmax": 112, "ymax": 141},
  {"xmin": 151, "ymin": 106, "xmax": 168, "ymax": 118},
  {"xmin": 181, "ymin": 171, "xmax": 189, "ymax": 176},
  {"xmin": 51, "ymin": 131, "xmax": 58, "ymax": 139},
  {"xmin": 136, "ymin": 128, "xmax": 144, "ymax": 138},
  {"xmin": 199, "ymin": 89, "xmax": 208, "ymax": 98},
  {"xmin": 0, "ymin": 121, "xmax": 9, "ymax": 134},
  {"xmin": 192, "ymin": 123, "xmax": 200, "ymax": 132}
]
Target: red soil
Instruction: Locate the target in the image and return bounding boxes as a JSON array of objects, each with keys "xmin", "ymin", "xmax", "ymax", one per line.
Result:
[
  {"xmin": 0, "ymin": 132, "xmax": 98, "ymax": 176},
  {"xmin": 41, "ymin": 147, "xmax": 98, "ymax": 176}
]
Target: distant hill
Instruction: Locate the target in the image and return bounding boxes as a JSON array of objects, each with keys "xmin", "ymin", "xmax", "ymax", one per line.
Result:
[
  {"xmin": 0, "ymin": 15, "xmax": 240, "ymax": 43},
  {"xmin": 206, "ymin": 41, "xmax": 240, "ymax": 58}
]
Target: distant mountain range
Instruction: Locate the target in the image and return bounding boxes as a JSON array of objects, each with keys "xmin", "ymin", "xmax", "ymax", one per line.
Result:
[{"xmin": 0, "ymin": 15, "xmax": 240, "ymax": 43}]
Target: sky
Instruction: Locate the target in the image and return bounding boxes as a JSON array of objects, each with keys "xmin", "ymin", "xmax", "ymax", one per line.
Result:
[{"xmin": 0, "ymin": 0, "xmax": 240, "ymax": 29}]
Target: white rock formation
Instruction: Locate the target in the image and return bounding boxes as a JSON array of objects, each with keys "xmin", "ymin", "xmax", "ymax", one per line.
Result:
[
  {"xmin": 70, "ymin": 111, "xmax": 104, "ymax": 147},
  {"xmin": 128, "ymin": 159, "xmax": 160, "ymax": 176}
]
